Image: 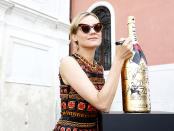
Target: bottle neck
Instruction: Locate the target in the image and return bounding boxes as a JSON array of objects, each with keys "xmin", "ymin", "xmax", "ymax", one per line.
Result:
[{"xmin": 128, "ymin": 23, "xmax": 138, "ymax": 45}]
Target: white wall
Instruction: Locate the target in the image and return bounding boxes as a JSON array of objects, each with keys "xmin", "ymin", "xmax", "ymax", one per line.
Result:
[
  {"xmin": 148, "ymin": 64, "xmax": 174, "ymax": 112},
  {"xmin": 0, "ymin": 0, "xmax": 70, "ymax": 131}
]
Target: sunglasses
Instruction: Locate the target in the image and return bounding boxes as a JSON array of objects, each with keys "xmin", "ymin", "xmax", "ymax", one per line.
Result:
[{"xmin": 78, "ymin": 22, "xmax": 103, "ymax": 33}]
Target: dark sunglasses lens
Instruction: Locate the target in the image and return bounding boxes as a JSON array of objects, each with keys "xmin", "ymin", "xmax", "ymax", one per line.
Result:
[
  {"xmin": 81, "ymin": 25, "xmax": 90, "ymax": 33},
  {"xmin": 94, "ymin": 24, "xmax": 103, "ymax": 32}
]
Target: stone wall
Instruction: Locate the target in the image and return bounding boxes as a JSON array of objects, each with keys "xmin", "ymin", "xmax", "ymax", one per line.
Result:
[{"xmin": 0, "ymin": 0, "xmax": 70, "ymax": 131}]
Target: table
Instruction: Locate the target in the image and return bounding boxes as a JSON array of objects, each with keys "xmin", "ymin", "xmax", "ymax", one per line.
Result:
[{"xmin": 100, "ymin": 111, "xmax": 174, "ymax": 131}]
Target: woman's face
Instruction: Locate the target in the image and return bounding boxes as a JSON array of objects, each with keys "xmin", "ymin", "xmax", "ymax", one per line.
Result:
[{"xmin": 73, "ymin": 15, "xmax": 102, "ymax": 50}]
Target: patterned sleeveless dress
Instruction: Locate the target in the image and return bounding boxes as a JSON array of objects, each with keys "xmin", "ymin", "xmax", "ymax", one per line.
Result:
[{"xmin": 53, "ymin": 53, "xmax": 105, "ymax": 131}]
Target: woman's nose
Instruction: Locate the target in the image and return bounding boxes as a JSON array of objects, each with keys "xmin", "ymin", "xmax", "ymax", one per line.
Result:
[{"xmin": 89, "ymin": 27, "xmax": 96, "ymax": 34}]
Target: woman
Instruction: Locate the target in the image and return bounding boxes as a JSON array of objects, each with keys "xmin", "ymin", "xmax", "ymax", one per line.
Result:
[{"xmin": 53, "ymin": 12, "xmax": 133, "ymax": 131}]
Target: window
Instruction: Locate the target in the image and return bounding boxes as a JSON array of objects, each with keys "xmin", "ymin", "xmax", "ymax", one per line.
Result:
[{"xmin": 92, "ymin": 6, "xmax": 111, "ymax": 70}]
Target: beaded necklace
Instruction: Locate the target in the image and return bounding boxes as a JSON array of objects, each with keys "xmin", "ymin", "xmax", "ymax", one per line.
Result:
[{"xmin": 74, "ymin": 53, "xmax": 100, "ymax": 73}]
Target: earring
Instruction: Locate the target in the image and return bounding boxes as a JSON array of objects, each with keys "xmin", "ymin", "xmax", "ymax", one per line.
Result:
[{"xmin": 75, "ymin": 41, "xmax": 79, "ymax": 51}]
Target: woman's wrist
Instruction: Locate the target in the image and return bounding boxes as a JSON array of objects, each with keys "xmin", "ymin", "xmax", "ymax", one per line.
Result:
[{"xmin": 114, "ymin": 55, "xmax": 124, "ymax": 66}]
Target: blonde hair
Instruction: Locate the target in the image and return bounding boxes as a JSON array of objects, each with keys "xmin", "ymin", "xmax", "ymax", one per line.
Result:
[{"xmin": 70, "ymin": 12, "xmax": 99, "ymax": 50}]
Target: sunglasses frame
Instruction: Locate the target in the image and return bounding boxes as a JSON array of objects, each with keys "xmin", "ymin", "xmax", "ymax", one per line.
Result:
[{"xmin": 77, "ymin": 22, "xmax": 103, "ymax": 34}]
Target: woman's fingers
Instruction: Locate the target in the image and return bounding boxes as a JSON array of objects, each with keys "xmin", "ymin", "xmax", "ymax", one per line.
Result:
[
  {"xmin": 115, "ymin": 37, "xmax": 133, "ymax": 60},
  {"xmin": 119, "ymin": 38, "xmax": 126, "ymax": 42},
  {"xmin": 123, "ymin": 37, "xmax": 133, "ymax": 51},
  {"xmin": 127, "ymin": 41, "xmax": 133, "ymax": 50},
  {"xmin": 123, "ymin": 37, "xmax": 132, "ymax": 45}
]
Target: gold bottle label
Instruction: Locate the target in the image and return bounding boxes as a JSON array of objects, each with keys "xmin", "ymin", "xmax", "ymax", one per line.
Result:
[{"xmin": 122, "ymin": 16, "xmax": 151, "ymax": 113}]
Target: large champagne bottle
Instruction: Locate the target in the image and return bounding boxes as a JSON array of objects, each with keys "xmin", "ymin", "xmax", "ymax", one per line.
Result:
[{"xmin": 120, "ymin": 16, "xmax": 151, "ymax": 113}]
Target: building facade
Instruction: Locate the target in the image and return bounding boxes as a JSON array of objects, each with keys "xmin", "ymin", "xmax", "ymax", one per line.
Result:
[
  {"xmin": 0, "ymin": 0, "xmax": 70, "ymax": 131},
  {"xmin": 71, "ymin": 0, "xmax": 174, "ymax": 112}
]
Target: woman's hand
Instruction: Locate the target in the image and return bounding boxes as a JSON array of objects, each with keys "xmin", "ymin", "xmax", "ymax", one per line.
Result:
[{"xmin": 115, "ymin": 37, "xmax": 133, "ymax": 62}]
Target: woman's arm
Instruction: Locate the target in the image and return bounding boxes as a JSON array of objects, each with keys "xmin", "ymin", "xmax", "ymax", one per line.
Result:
[{"xmin": 60, "ymin": 38, "xmax": 133, "ymax": 112}]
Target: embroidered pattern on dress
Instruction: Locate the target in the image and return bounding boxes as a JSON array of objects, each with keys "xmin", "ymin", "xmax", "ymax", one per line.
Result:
[
  {"xmin": 57, "ymin": 120, "xmax": 97, "ymax": 128},
  {"xmin": 54, "ymin": 53, "xmax": 105, "ymax": 131},
  {"xmin": 61, "ymin": 110, "xmax": 97, "ymax": 118}
]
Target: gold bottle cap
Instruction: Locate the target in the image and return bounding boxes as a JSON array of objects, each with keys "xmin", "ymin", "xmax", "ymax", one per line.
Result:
[{"xmin": 128, "ymin": 16, "xmax": 135, "ymax": 24}]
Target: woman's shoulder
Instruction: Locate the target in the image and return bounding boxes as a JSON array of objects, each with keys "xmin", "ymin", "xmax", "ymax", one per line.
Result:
[
  {"xmin": 59, "ymin": 56, "xmax": 76, "ymax": 85},
  {"xmin": 61, "ymin": 55, "xmax": 74, "ymax": 62},
  {"xmin": 60, "ymin": 55, "xmax": 78, "ymax": 68}
]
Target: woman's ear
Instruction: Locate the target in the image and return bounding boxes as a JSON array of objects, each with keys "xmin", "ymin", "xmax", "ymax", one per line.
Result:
[
  {"xmin": 72, "ymin": 34, "xmax": 78, "ymax": 42},
  {"xmin": 72, "ymin": 34, "xmax": 79, "ymax": 51}
]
